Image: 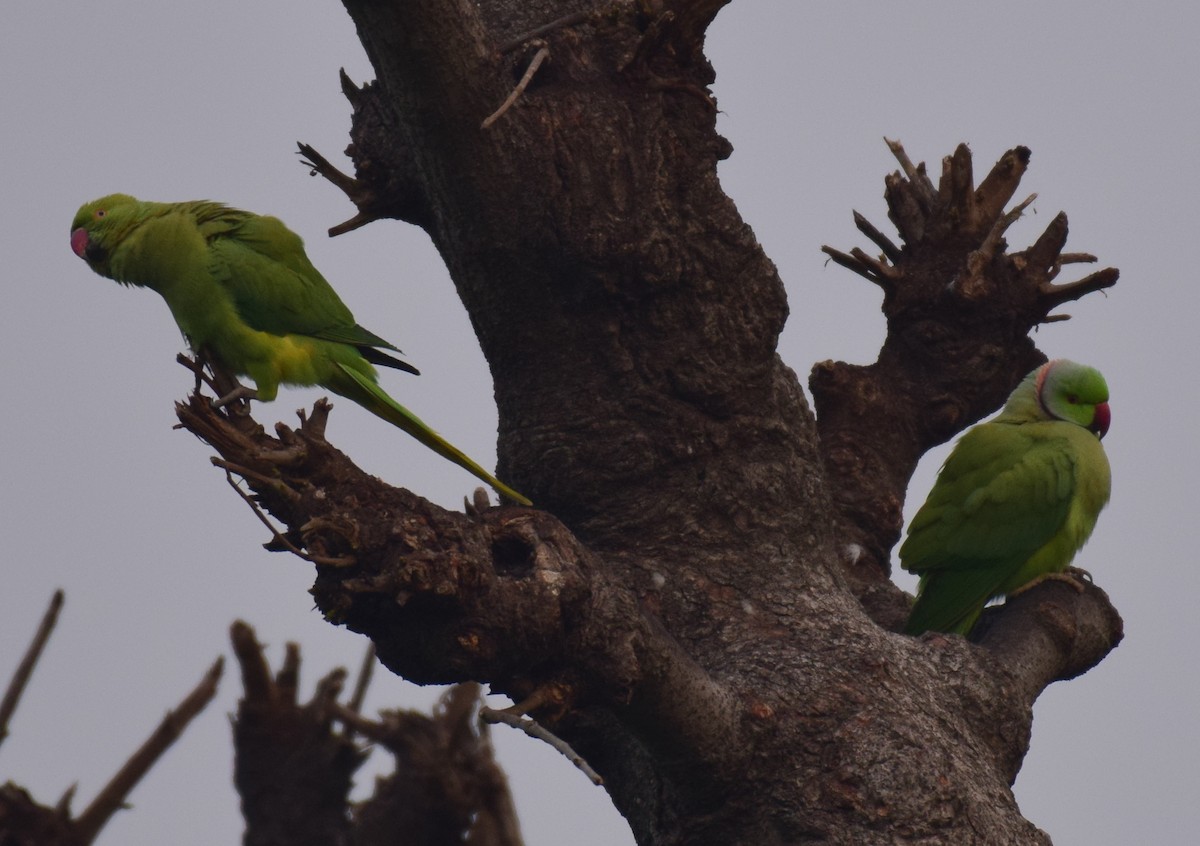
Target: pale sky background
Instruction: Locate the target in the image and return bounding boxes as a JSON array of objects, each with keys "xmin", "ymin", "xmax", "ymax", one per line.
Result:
[{"xmin": 1, "ymin": 2, "xmax": 1193, "ymax": 844}]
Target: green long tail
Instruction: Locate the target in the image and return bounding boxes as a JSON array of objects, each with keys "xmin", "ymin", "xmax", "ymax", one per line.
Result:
[
  {"xmin": 903, "ymin": 572, "xmax": 992, "ymax": 636},
  {"xmin": 330, "ymin": 364, "xmax": 532, "ymax": 506}
]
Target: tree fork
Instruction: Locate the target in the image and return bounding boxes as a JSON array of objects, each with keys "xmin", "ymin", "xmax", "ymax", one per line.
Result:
[{"xmin": 168, "ymin": 1, "xmax": 1126, "ymax": 841}]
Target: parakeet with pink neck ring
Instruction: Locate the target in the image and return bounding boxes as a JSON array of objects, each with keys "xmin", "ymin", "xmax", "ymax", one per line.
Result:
[{"xmin": 901, "ymin": 359, "xmax": 1110, "ymax": 636}]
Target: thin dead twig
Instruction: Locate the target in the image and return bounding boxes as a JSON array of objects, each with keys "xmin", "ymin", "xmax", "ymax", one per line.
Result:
[
  {"xmin": 482, "ymin": 44, "xmax": 550, "ymax": 129},
  {"xmin": 72, "ymin": 658, "xmax": 224, "ymax": 844},
  {"xmin": 219, "ymin": 467, "xmax": 354, "ymax": 567},
  {"xmin": 346, "ymin": 643, "xmax": 376, "ymax": 715},
  {"xmin": 497, "ymin": 9, "xmax": 592, "ymax": 53},
  {"xmin": 480, "ymin": 703, "xmax": 603, "ymax": 786},
  {"xmin": 0, "ymin": 590, "xmax": 64, "ymax": 748}
]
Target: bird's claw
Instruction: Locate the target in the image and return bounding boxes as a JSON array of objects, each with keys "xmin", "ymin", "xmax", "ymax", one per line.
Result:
[
  {"xmin": 212, "ymin": 384, "xmax": 260, "ymax": 410},
  {"xmin": 1064, "ymin": 565, "xmax": 1094, "ymax": 584},
  {"xmin": 1007, "ymin": 570, "xmax": 1090, "ymax": 599}
]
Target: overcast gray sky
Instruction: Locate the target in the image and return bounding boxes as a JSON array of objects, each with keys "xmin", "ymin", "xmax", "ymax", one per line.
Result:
[{"xmin": 2, "ymin": 2, "xmax": 1193, "ymax": 844}]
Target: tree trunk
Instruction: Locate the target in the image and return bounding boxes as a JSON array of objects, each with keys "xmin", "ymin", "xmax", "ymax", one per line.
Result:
[{"xmin": 180, "ymin": 2, "xmax": 1122, "ymax": 843}]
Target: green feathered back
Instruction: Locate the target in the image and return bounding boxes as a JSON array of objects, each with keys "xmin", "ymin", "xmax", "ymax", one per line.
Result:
[
  {"xmin": 901, "ymin": 361, "xmax": 1111, "ymax": 636},
  {"xmin": 197, "ymin": 204, "xmax": 396, "ymax": 352}
]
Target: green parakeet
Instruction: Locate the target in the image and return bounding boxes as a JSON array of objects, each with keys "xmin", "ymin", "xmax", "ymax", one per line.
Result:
[
  {"xmin": 901, "ymin": 360, "xmax": 1111, "ymax": 636},
  {"xmin": 71, "ymin": 194, "xmax": 531, "ymax": 506}
]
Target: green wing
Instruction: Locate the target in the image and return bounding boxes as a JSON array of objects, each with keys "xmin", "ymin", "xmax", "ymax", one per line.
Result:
[
  {"xmin": 901, "ymin": 422, "xmax": 1077, "ymax": 635},
  {"xmin": 193, "ymin": 203, "xmax": 405, "ymax": 355}
]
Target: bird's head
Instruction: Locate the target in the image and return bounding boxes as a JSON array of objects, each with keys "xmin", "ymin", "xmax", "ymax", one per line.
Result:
[
  {"xmin": 1035, "ymin": 359, "xmax": 1111, "ymax": 439},
  {"xmin": 70, "ymin": 194, "xmax": 140, "ymax": 278}
]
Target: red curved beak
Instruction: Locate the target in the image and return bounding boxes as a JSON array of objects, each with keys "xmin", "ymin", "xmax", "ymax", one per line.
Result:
[
  {"xmin": 1091, "ymin": 401, "xmax": 1111, "ymax": 439},
  {"xmin": 71, "ymin": 227, "xmax": 90, "ymax": 259}
]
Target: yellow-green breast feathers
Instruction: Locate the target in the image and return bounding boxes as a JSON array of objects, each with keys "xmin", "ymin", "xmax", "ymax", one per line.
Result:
[{"xmin": 901, "ymin": 360, "xmax": 1111, "ymax": 636}]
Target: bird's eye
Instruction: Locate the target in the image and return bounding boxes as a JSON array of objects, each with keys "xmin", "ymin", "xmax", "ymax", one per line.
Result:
[
  {"xmin": 1066, "ymin": 394, "xmax": 1079, "ymax": 404},
  {"xmin": 94, "ymin": 209, "xmax": 107, "ymax": 219}
]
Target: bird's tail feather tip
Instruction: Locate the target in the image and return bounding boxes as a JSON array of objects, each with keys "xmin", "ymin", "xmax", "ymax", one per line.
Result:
[{"xmin": 332, "ymin": 362, "xmax": 533, "ymax": 507}]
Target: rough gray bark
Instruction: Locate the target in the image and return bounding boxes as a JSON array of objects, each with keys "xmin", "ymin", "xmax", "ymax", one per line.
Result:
[{"xmin": 178, "ymin": 2, "xmax": 1121, "ymax": 843}]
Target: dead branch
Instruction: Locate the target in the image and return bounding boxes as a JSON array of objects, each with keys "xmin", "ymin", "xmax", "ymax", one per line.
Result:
[
  {"xmin": 230, "ymin": 621, "xmax": 366, "ymax": 846},
  {"xmin": 0, "ymin": 589, "xmax": 63, "ymax": 748},
  {"xmin": 480, "ymin": 704, "xmax": 604, "ymax": 785},
  {"xmin": 347, "ymin": 643, "xmax": 376, "ymax": 714},
  {"xmin": 1039, "ymin": 267, "xmax": 1119, "ymax": 314},
  {"xmin": 497, "ymin": 9, "xmax": 592, "ymax": 53},
  {"xmin": 853, "ymin": 209, "xmax": 902, "ymax": 264},
  {"xmin": 351, "ymin": 683, "xmax": 526, "ymax": 846},
  {"xmin": 482, "ymin": 44, "xmax": 550, "ymax": 129},
  {"xmin": 71, "ymin": 659, "xmax": 224, "ymax": 845}
]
